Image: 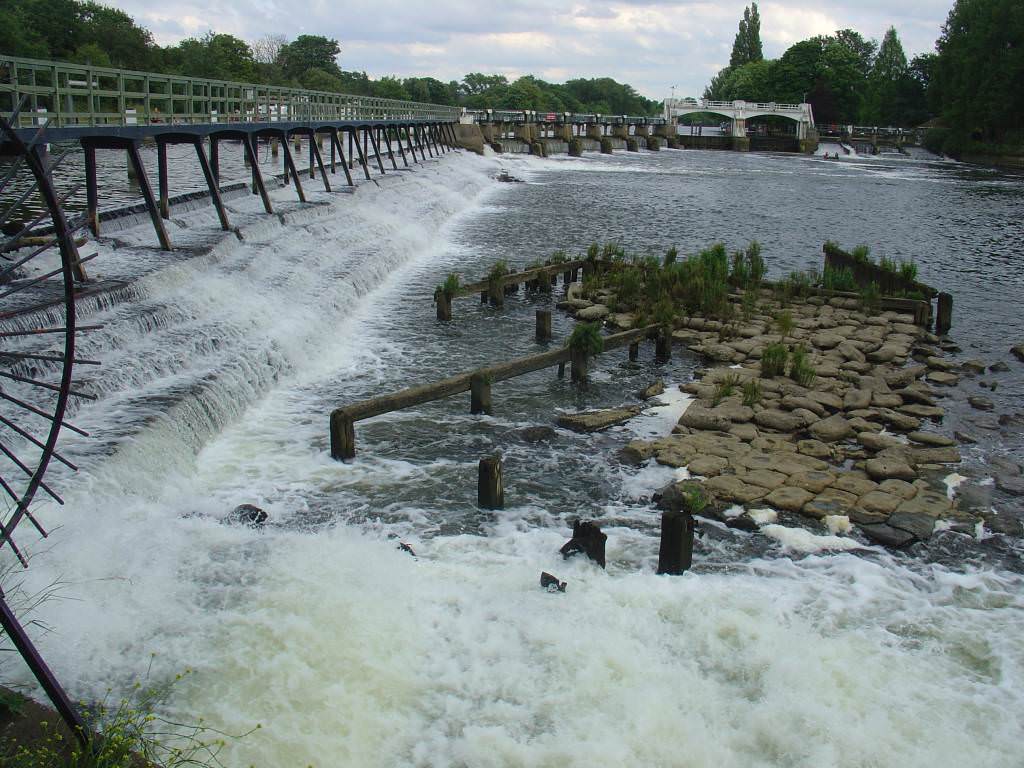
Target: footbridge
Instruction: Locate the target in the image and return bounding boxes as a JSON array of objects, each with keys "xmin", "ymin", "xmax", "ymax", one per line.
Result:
[
  {"xmin": 664, "ymin": 98, "xmax": 816, "ymax": 152},
  {"xmin": 1, "ymin": 54, "xmax": 461, "ymax": 251}
]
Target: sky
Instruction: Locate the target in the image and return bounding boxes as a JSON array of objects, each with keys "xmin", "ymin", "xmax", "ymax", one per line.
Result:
[{"xmin": 112, "ymin": 0, "xmax": 955, "ymax": 98}]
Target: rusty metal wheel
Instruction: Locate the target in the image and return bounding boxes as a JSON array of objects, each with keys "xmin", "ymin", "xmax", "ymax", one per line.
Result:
[{"xmin": 0, "ymin": 98, "xmax": 97, "ymax": 566}]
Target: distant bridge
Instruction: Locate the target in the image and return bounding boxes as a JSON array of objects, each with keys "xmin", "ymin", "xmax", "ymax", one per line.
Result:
[{"xmin": 664, "ymin": 98, "xmax": 816, "ymax": 145}]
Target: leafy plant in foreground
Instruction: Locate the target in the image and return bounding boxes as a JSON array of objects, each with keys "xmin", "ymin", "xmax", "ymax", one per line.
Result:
[
  {"xmin": 567, "ymin": 322, "xmax": 604, "ymax": 356},
  {"xmin": 761, "ymin": 342, "xmax": 789, "ymax": 378},
  {"xmin": 741, "ymin": 378, "xmax": 762, "ymax": 407}
]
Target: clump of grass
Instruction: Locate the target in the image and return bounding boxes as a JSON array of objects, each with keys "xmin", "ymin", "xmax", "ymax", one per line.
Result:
[
  {"xmin": 728, "ymin": 240, "xmax": 766, "ymax": 289},
  {"xmin": 741, "ymin": 287, "xmax": 759, "ymax": 321},
  {"xmin": 652, "ymin": 296, "xmax": 676, "ymax": 328},
  {"xmin": 567, "ymin": 322, "xmax": 604, "ymax": 356},
  {"xmin": 0, "ymin": 670, "xmax": 256, "ymax": 768},
  {"xmin": 789, "ymin": 344, "xmax": 816, "ymax": 387},
  {"xmin": 549, "ymin": 250, "xmax": 569, "ymax": 264},
  {"xmin": 761, "ymin": 342, "xmax": 789, "ymax": 378},
  {"xmin": 712, "ymin": 373, "xmax": 742, "ymax": 406},
  {"xmin": 878, "ymin": 255, "xmax": 899, "ymax": 274},
  {"xmin": 773, "ymin": 309, "xmax": 795, "ymax": 340},
  {"xmin": 434, "ymin": 272, "xmax": 460, "ymax": 300},
  {"xmin": 586, "ymin": 243, "xmax": 600, "ymax": 261},
  {"xmin": 784, "ymin": 270, "xmax": 812, "ymax": 299},
  {"xmin": 676, "ymin": 483, "xmax": 708, "ymax": 515},
  {"xmin": 860, "ymin": 281, "xmax": 881, "ymax": 312},
  {"xmin": 741, "ymin": 378, "xmax": 762, "ymax": 407},
  {"xmin": 899, "ymin": 260, "xmax": 918, "ymax": 282},
  {"xmin": 610, "ymin": 267, "xmax": 643, "ymax": 308},
  {"xmin": 663, "ymin": 247, "xmax": 678, "ymax": 266},
  {"xmin": 851, "ymin": 244, "xmax": 871, "ymax": 264},
  {"xmin": 602, "ymin": 242, "xmax": 625, "ymax": 262},
  {"xmin": 487, "ymin": 260, "xmax": 509, "ymax": 281},
  {"xmin": 822, "ymin": 265, "xmax": 856, "ymax": 292}
]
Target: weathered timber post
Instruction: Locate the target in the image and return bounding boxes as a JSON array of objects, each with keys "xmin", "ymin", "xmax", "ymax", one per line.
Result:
[
  {"xmin": 600, "ymin": 137, "xmax": 613, "ymax": 154},
  {"xmin": 560, "ymin": 520, "xmax": 607, "ymax": 568},
  {"xmin": 330, "ymin": 410, "xmax": 356, "ymax": 461},
  {"xmin": 646, "ymin": 136, "xmax": 661, "ymax": 151},
  {"xmin": 293, "ymin": 134, "xmax": 302, "ymax": 152},
  {"xmin": 629, "ymin": 341, "xmax": 639, "ymax": 362},
  {"xmin": 470, "ymin": 373, "xmax": 493, "ymax": 415},
  {"xmin": 478, "ymin": 454, "xmax": 504, "ymax": 509},
  {"xmin": 626, "ymin": 137, "xmax": 639, "ymax": 152},
  {"xmin": 657, "ymin": 510, "xmax": 695, "ymax": 574},
  {"xmin": 271, "ymin": 138, "xmax": 279, "ymax": 158},
  {"xmin": 435, "ymin": 289, "xmax": 452, "ymax": 321},
  {"xmin": 656, "ymin": 328, "xmax": 672, "ymax": 361},
  {"xmin": 571, "ymin": 267, "xmax": 580, "ymax": 282},
  {"xmin": 480, "ymin": 290, "xmax": 488, "ymax": 304},
  {"xmin": 488, "ymin": 275, "xmax": 505, "ymax": 308},
  {"xmin": 563, "ymin": 269, "xmax": 572, "ymax": 285},
  {"xmin": 539, "ymin": 269, "xmax": 552, "ymax": 294},
  {"xmin": 536, "ymin": 310, "xmax": 552, "ymax": 342},
  {"xmin": 570, "ymin": 347, "xmax": 589, "ymax": 383},
  {"xmin": 568, "ymin": 138, "xmax": 582, "ymax": 156},
  {"xmin": 936, "ymin": 292, "xmax": 953, "ymax": 335}
]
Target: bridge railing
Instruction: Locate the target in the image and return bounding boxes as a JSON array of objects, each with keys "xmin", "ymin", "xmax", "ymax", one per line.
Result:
[{"xmin": 0, "ymin": 54, "xmax": 461, "ymax": 127}]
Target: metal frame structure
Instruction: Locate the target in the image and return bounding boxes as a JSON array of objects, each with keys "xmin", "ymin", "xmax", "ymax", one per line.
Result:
[{"xmin": 0, "ymin": 99, "xmax": 95, "ymax": 747}]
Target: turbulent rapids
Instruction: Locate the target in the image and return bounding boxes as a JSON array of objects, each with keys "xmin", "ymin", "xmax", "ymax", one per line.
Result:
[{"xmin": 2, "ymin": 148, "xmax": 1023, "ymax": 767}]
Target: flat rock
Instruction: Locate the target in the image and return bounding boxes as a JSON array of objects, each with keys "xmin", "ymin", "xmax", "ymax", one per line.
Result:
[
  {"xmin": 754, "ymin": 409, "xmax": 806, "ymax": 433},
  {"xmin": 857, "ymin": 490, "xmax": 902, "ymax": 516},
  {"xmin": 961, "ymin": 359, "xmax": 986, "ymax": 374},
  {"xmin": 859, "ymin": 523, "xmax": 916, "ymax": 547},
  {"xmin": 808, "ymin": 414, "xmax": 854, "ymax": 443},
  {"xmin": 834, "ymin": 474, "xmax": 878, "ymax": 496},
  {"xmin": 808, "ymin": 391, "xmax": 844, "ymax": 412},
  {"xmin": 638, "ymin": 380, "xmax": 665, "ymax": 400},
  {"xmin": 688, "ymin": 455, "xmax": 730, "ymax": 477},
  {"xmin": 968, "ymin": 395, "xmax": 994, "ymax": 411},
  {"xmin": 925, "ymin": 355, "xmax": 957, "ymax": 371},
  {"xmin": 797, "ymin": 439, "xmax": 832, "ymax": 459},
  {"xmin": 844, "ymin": 389, "xmax": 872, "ymax": 410},
  {"xmin": 887, "ymin": 512, "xmax": 935, "ymax": 540},
  {"xmin": 679, "ymin": 405, "xmax": 732, "ymax": 432},
  {"xmin": 895, "ymin": 489, "xmax": 952, "ymax": 517},
  {"xmin": 741, "ymin": 469, "xmax": 789, "ymax": 490},
  {"xmin": 989, "ymin": 361, "xmax": 1011, "ymax": 373},
  {"xmin": 786, "ymin": 470, "xmax": 836, "ymax": 494},
  {"xmin": 865, "ymin": 457, "xmax": 917, "ymax": 482},
  {"xmin": 907, "ymin": 431, "xmax": 955, "ymax": 447},
  {"xmin": 911, "ymin": 446, "xmax": 961, "ymax": 464},
  {"xmin": 811, "ymin": 332, "xmax": 844, "ymax": 349},
  {"xmin": 702, "ymin": 344, "xmax": 740, "ymax": 362},
  {"xmin": 714, "ymin": 403, "xmax": 755, "ymax": 423},
  {"xmin": 729, "ymin": 423, "xmax": 759, "ymax": 442},
  {"xmin": 996, "ymin": 474, "xmax": 1024, "ymax": 496},
  {"xmin": 621, "ymin": 439, "xmax": 655, "ymax": 464},
  {"xmin": 871, "ymin": 392, "xmax": 904, "ymax": 409},
  {"xmin": 878, "ymin": 479, "xmax": 918, "ymax": 499},
  {"xmin": 883, "ymin": 365, "xmax": 927, "ymax": 389},
  {"xmin": 868, "ymin": 345, "xmax": 902, "ymax": 363},
  {"xmin": 575, "ymin": 304, "xmax": 610, "ymax": 320},
  {"xmin": 740, "ymin": 451, "xmax": 828, "ymax": 476},
  {"xmin": 1011, "ymin": 344, "xmax": 1024, "ymax": 362},
  {"xmin": 927, "ymin": 370, "xmax": 959, "ymax": 386},
  {"xmin": 557, "ymin": 406, "xmax": 641, "ymax": 433},
  {"xmin": 899, "ymin": 404, "xmax": 944, "ymax": 420},
  {"xmin": 878, "ymin": 409, "xmax": 923, "ymax": 432},
  {"xmin": 836, "ymin": 340, "xmax": 866, "ymax": 363},
  {"xmin": 781, "ymin": 395, "xmax": 826, "ymax": 416},
  {"xmin": 803, "ymin": 488, "xmax": 859, "ymax": 518},
  {"xmin": 765, "ymin": 485, "xmax": 815, "ymax": 512},
  {"xmin": 703, "ymin": 474, "xmax": 768, "ymax": 505},
  {"xmin": 857, "ymin": 431, "xmax": 902, "ymax": 452}
]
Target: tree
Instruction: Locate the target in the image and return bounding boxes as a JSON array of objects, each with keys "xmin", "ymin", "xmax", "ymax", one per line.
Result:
[
  {"xmin": 864, "ymin": 27, "xmax": 911, "ymax": 125},
  {"xmin": 173, "ymin": 33, "xmax": 257, "ymax": 82},
  {"xmin": 371, "ymin": 76, "xmax": 410, "ymax": 100},
  {"xmin": 460, "ymin": 73, "xmax": 509, "ymax": 97},
  {"xmin": 77, "ymin": 1, "xmax": 153, "ymax": 69},
  {"xmin": 832, "ymin": 28, "xmax": 877, "ymax": 80},
  {"xmin": 730, "ymin": 3, "xmax": 763, "ymax": 68},
  {"xmin": 251, "ymin": 34, "xmax": 287, "ymax": 65},
  {"xmin": 931, "ymin": 0, "xmax": 1024, "ymax": 151},
  {"xmin": 279, "ymin": 35, "xmax": 341, "ymax": 80}
]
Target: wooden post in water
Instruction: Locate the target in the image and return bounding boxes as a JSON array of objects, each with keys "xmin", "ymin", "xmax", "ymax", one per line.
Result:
[
  {"xmin": 570, "ymin": 347, "xmax": 588, "ymax": 383},
  {"xmin": 470, "ymin": 373, "xmax": 492, "ymax": 415},
  {"xmin": 478, "ymin": 455, "xmax": 504, "ymax": 509},
  {"xmin": 330, "ymin": 410, "xmax": 356, "ymax": 461},
  {"xmin": 656, "ymin": 328, "xmax": 672, "ymax": 361},
  {"xmin": 629, "ymin": 341, "xmax": 640, "ymax": 362},
  {"xmin": 657, "ymin": 510, "xmax": 695, "ymax": 574},
  {"xmin": 436, "ymin": 290, "xmax": 452, "ymax": 321},
  {"xmin": 536, "ymin": 310, "xmax": 552, "ymax": 342},
  {"xmin": 936, "ymin": 292, "xmax": 953, "ymax": 335},
  {"xmin": 488, "ymin": 276, "xmax": 505, "ymax": 308}
]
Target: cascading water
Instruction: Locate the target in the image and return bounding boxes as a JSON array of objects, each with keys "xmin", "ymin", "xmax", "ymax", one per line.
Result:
[{"xmin": 1, "ymin": 147, "xmax": 1022, "ymax": 767}]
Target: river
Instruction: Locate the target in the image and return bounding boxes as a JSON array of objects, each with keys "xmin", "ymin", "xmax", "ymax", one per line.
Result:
[{"xmin": 2, "ymin": 145, "xmax": 1023, "ymax": 767}]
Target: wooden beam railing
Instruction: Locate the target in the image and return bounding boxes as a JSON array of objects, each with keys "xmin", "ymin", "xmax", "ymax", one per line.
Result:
[{"xmin": 329, "ymin": 325, "xmax": 656, "ymax": 460}]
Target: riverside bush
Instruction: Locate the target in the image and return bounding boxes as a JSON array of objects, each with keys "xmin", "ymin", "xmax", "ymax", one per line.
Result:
[
  {"xmin": 822, "ymin": 265, "xmax": 856, "ymax": 292},
  {"xmin": 761, "ymin": 343, "xmax": 789, "ymax": 377},
  {"xmin": 789, "ymin": 345, "xmax": 816, "ymax": 387},
  {"xmin": 567, "ymin": 322, "xmax": 604, "ymax": 356}
]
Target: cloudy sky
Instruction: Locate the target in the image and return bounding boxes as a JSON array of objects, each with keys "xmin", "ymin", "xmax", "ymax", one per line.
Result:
[{"xmin": 114, "ymin": 0, "xmax": 954, "ymax": 98}]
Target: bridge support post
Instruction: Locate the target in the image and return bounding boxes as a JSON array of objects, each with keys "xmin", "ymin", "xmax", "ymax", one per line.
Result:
[
  {"xmin": 191, "ymin": 137, "xmax": 231, "ymax": 231},
  {"xmin": 330, "ymin": 410, "xmax": 356, "ymax": 461},
  {"xmin": 478, "ymin": 455, "xmax": 504, "ymax": 510},
  {"xmin": 83, "ymin": 143, "xmax": 99, "ymax": 235},
  {"xmin": 156, "ymin": 140, "xmax": 169, "ymax": 219},
  {"xmin": 470, "ymin": 373, "xmax": 492, "ymax": 415},
  {"xmin": 243, "ymin": 135, "xmax": 273, "ymax": 214},
  {"xmin": 350, "ymin": 128, "xmax": 372, "ymax": 179},
  {"xmin": 124, "ymin": 140, "xmax": 172, "ymax": 250},
  {"xmin": 328, "ymin": 130, "xmax": 355, "ymax": 187},
  {"xmin": 536, "ymin": 310, "xmax": 552, "ymax": 342},
  {"xmin": 657, "ymin": 510, "xmax": 695, "ymax": 575},
  {"xmin": 279, "ymin": 133, "xmax": 306, "ymax": 202}
]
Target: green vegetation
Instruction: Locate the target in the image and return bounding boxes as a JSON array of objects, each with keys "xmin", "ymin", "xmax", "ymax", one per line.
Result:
[
  {"xmin": 436, "ymin": 273, "xmax": 460, "ymax": 298},
  {"xmin": 741, "ymin": 378, "xmax": 763, "ymax": 407},
  {"xmin": 567, "ymin": 323, "xmax": 604, "ymax": 356},
  {"xmin": 761, "ymin": 343, "xmax": 789, "ymax": 377},
  {"xmin": 899, "ymin": 260, "xmax": 918, "ymax": 282},
  {"xmin": 860, "ymin": 281, "xmax": 882, "ymax": 312},
  {"xmin": 0, "ymin": 671, "xmax": 254, "ymax": 768},
  {"xmin": 773, "ymin": 309, "xmax": 795, "ymax": 339},
  {"xmin": 712, "ymin": 373, "xmax": 743, "ymax": 406},
  {"xmin": 851, "ymin": 245, "xmax": 871, "ymax": 264},
  {"xmin": 0, "ymin": 0, "xmax": 659, "ymax": 113},
  {"xmin": 548, "ymin": 250, "xmax": 569, "ymax": 265},
  {"xmin": 741, "ymin": 288, "xmax": 759, "ymax": 321},
  {"xmin": 878, "ymin": 255, "xmax": 898, "ymax": 274},
  {"xmin": 728, "ymin": 241, "xmax": 766, "ymax": 289},
  {"xmin": 677, "ymin": 484, "xmax": 708, "ymax": 515},
  {"xmin": 789, "ymin": 345, "xmax": 816, "ymax": 387},
  {"xmin": 487, "ymin": 260, "xmax": 509, "ymax": 281},
  {"xmin": 822, "ymin": 265, "xmax": 856, "ymax": 292}
]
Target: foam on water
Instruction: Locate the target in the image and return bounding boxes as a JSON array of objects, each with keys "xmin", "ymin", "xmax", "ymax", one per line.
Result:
[{"xmin": 3, "ymin": 150, "xmax": 1023, "ymax": 767}]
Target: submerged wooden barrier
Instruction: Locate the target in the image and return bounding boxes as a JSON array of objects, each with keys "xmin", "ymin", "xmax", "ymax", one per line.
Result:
[{"xmin": 329, "ymin": 324, "xmax": 658, "ymax": 460}]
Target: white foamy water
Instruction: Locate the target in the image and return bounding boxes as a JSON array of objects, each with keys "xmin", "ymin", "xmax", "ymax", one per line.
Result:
[{"xmin": 2, "ymin": 150, "xmax": 1023, "ymax": 768}]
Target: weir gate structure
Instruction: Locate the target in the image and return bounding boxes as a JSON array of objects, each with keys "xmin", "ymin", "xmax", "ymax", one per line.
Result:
[{"xmin": 1, "ymin": 54, "xmax": 462, "ymax": 253}]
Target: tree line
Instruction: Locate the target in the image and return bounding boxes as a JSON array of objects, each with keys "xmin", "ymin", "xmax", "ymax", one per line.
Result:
[
  {"xmin": 705, "ymin": 0, "xmax": 1021, "ymax": 154},
  {"xmin": 0, "ymin": 0, "xmax": 660, "ymax": 115}
]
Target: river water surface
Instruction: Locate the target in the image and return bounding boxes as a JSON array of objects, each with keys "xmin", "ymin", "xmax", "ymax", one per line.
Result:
[{"xmin": 3, "ymin": 146, "xmax": 1024, "ymax": 767}]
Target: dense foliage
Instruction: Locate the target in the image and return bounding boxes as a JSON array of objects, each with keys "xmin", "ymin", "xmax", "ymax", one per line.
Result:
[
  {"xmin": 704, "ymin": 0, "xmax": 1021, "ymax": 153},
  {"xmin": 0, "ymin": 0, "xmax": 659, "ymax": 114}
]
